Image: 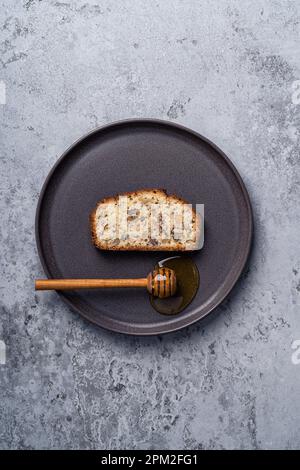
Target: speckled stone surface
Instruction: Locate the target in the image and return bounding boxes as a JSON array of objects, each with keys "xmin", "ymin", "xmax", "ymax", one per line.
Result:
[{"xmin": 0, "ymin": 0, "xmax": 300, "ymax": 450}]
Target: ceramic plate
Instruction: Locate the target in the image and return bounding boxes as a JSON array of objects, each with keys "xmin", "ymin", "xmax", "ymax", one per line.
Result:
[{"xmin": 36, "ymin": 119, "xmax": 253, "ymax": 335}]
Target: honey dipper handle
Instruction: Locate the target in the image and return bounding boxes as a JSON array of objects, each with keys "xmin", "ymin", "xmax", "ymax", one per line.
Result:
[{"xmin": 35, "ymin": 278, "xmax": 148, "ymax": 291}]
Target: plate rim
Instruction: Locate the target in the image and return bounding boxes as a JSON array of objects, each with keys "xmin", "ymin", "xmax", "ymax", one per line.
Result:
[{"xmin": 35, "ymin": 118, "xmax": 253, "ymax": 336}]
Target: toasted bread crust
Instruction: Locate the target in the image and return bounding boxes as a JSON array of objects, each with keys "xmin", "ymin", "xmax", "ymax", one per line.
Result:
[{"xmin": 90, "ymin": 189, "xmax": 201, "ymax": 251}]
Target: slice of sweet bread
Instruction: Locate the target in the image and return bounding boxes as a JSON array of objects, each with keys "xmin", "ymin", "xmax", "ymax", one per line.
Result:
[{"xmin": 90, "ymin": 189, "xmax": 201, "ymax": 251}]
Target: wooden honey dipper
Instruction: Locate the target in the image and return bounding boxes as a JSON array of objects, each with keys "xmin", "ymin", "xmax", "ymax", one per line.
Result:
[{"xmin": 35, "ymin": 267, "xmax": 177, "ymax": 299}]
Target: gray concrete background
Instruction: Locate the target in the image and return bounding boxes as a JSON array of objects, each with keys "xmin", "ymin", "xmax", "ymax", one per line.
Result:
[{"xmin": 0, "ymin": 0, "xmax": 299, "ymax": 450}]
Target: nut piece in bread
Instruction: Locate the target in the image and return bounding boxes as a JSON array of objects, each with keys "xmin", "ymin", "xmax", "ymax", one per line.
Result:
[{"xmin": 90, "ymin": 189, "xmax": 202, "ymax": 251}]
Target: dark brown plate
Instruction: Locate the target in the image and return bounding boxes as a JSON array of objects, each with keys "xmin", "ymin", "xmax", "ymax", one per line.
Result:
[{"xmin": 36, "ymin": 119, "xmax": 253, "ymax": 335}]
